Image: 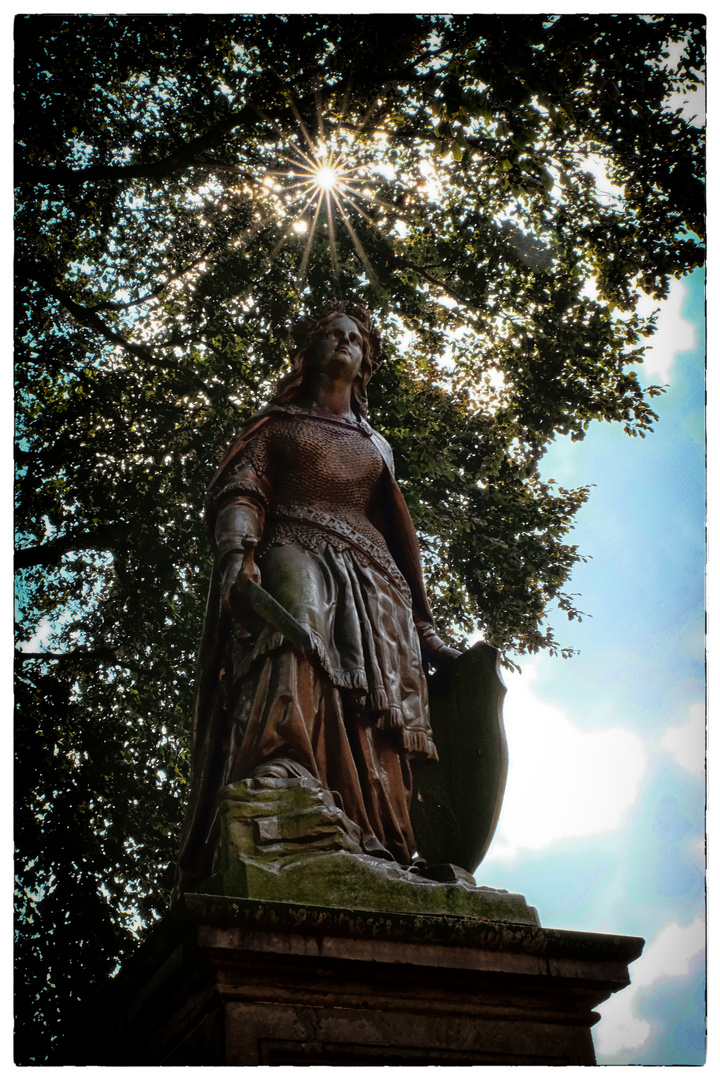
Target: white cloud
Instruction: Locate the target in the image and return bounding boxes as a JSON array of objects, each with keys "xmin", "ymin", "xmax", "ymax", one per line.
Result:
[
  {"xmin": 595, "ymin": 991, "xmax": 652, "ymax": 1060},
  {"xmin": 637, "ymin": 278, "xmax": 696, "ymax": 384},
  {"xmin": 483, "ymin": 661, "xmax": 647, "ymax": 860},
  {"xmin": 594, "ymin": 915, "xmax": 705, "ymax": 1061},
  {"xmin": 634, "ymin": 915, "xmax": 705, "ymax": 988},
  {"xmin": 660, "ymin": 702, "xmax": 706, "ymax": 776}
]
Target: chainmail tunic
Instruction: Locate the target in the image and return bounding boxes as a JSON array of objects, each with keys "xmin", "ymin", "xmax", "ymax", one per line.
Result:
[{"xmin": 214, "ymin": 406, "xmax": 411, "ymax": 593}]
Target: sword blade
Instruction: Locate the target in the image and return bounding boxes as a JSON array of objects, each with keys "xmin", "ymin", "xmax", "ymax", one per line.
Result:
[{"xmin": 241, "ymin": 579, "xmax": 314, "ymax": 658}]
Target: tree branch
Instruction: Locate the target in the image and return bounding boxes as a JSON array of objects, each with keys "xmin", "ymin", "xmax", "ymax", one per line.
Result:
[
  {"xmin": 15, "ymin": 109, "xmax": 258, "ymax": 187},
  {"xmin": 15, "ymin": 526, "xmax": 129, "ymax": 570},
  {"xmin": 85, "ymin": 244, "xmax": 215, "ymax": 313},
  {"xmin": 15, "ymin": 648, "xmax": 143, "ymax": 672},
  {"xmin": 15, "ymin": 80, "xmax": 353, "ymax": 189},
  {"xmin": 23, "ymin": 265, "xmax": 216, "ymax": 397},
  {"xmin": 36, "ymin": 277, "xmax": 160, "ymax": 365},
  {"xmin": 15, "ymin": 648, "xmax": 119, "ymax": 663},
  {"xmin": 395, "ymin": 254, "xmax": 481, "ymax": 313}
]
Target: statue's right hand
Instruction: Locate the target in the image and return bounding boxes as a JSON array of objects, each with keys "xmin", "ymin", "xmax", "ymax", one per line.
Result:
[{"xmin": 221, "ymin": 546, "xmax": 261, "ymax": 615}]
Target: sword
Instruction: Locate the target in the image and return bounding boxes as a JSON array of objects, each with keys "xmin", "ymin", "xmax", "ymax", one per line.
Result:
[{"xmin": 229, "ymin": 547, "xmax": 314, "ymax": 658}]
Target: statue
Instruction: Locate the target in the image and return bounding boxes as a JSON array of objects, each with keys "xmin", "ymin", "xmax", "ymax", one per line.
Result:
[
  {"xmin": 173, "ymin": 301, "xmax": 508, "ymax": 907},
  {"xmin": 172, "ymin": 300, "xmax": 469, "ymax": 894}
]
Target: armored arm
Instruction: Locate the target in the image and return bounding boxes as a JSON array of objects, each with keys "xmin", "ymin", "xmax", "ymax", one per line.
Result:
[
  {"xmin": 215, "ymin": 495, "xmax": 264, "ymax": 612},
  {"xmin": 207, "ymin": 426, "xmax": 273, "ymax": 614}
]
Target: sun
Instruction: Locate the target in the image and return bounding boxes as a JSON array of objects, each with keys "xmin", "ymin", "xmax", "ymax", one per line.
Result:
[
  {"xmin": 262, "ymin": 142, "xmax": 380, "ymax": 283},
  {"xmin": 315, "ymin": 165, "xmax": 339, "ymax": 192},
  {"xmin": 251, "ymin": 97, "xmax": 403, "ymax": 286}
]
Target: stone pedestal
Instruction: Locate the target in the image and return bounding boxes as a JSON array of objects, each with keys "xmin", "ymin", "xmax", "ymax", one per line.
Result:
[
  {"xmin": 206, "ymin": 776, "xmax": 541, "ymax": 922},
  {"xmin": 98, "ymin": 894, "xmax": 643, "ymax": 1065}
]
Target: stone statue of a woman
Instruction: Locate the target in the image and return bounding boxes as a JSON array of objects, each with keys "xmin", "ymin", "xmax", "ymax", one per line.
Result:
[{"xmin": 174, "ymin": 301, "xmax": 460, "ymax": 895}]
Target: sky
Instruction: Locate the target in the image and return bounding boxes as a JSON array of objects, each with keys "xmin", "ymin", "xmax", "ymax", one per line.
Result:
[{"xmin": 473, "ymin": 268, "xmax": 706, "ymax": 1066}]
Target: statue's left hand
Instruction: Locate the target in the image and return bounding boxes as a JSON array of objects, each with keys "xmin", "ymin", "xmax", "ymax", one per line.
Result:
[{"xmin": 415, "ymin": 621, "xmax": 463, "ymax": 669}]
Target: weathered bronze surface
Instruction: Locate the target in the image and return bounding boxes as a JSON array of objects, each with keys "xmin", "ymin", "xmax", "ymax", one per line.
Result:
[{"xmin": 174, "ymin": 302, "xmax": 480, "ymax": 898}]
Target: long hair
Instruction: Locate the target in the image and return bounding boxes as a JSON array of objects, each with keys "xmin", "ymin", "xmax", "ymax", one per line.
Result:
[{"xmin": 272, "ymin": 301, "xmax": 382, "ymax": 419}]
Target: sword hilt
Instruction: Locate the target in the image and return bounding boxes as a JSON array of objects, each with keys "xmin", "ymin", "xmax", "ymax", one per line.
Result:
[{"xmin": 228, "ymin": 541, "xmax": 259, "ymax": 626}]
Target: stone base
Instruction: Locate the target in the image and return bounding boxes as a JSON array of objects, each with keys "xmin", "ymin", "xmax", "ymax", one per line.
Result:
[
  {"xmin": 97, "ymin": 894, "xmax": 644, "ymax": 1066},
  {"xmin": 205, "ymin": 775, "xmax": 540, "ymax": 923}
]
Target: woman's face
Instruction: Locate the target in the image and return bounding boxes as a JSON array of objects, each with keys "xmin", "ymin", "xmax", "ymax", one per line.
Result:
[{"xmin": 308, "ymin": 315, "xmax": 364, "ymax": 383}]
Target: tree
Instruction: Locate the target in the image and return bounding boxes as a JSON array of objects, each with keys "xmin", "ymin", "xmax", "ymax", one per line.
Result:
[{"xmin": 14, "ymin": 13, "xmax": 704, "ymax": 1063}]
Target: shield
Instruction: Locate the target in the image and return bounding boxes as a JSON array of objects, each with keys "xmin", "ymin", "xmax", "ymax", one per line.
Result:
[{"xmin": 410, "ymin": 642, "xmax": 508, "ymax": 874}]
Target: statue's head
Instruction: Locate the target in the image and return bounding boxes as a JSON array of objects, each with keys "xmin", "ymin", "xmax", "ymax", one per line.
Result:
[{"xmin": 273, "ymin": 301, "xmax": 382, "ymax": 418}]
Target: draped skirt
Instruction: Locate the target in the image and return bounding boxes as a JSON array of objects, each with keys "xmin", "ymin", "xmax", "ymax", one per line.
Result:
[{"xmin": 219, "ymin": 531, "xmax": 436, "ymax": 864}]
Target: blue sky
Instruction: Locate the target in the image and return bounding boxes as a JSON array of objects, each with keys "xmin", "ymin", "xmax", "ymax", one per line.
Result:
[{"xmin": 474, "ymin": 268, "xmax": 706, "ymax": 1065}]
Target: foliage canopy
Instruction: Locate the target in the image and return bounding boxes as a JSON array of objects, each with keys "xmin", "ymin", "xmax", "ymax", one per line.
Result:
[{"xmin": 14, "ymin": 13, "xmax": 704, "ymax": 1063}]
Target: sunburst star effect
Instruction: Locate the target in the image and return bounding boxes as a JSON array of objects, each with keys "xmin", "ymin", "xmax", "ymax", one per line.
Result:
[
  {"xmin": 249, "ymin": 97, "xmax": 405, "ymax": 289},
  {"xmin": 267, "ymin": 143, "xmax": 389, "ymax": 286}
]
